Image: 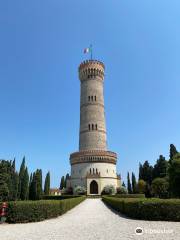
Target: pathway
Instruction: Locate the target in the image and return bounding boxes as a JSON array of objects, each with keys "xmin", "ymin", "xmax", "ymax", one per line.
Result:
[{"xmin": 0, "ymin": 199, "xmax": 179, "ymax": 240}]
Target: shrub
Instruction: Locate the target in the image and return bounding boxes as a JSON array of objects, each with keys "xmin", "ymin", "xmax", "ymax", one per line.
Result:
[
  {"xmin": 43, "ymin": 195, "xmax": 80, "ymax": 200},
  {"xmin": 115, "ymin": 194, "xmax": 145, "ymax": 198},
  {"xmin": 116, "ymin": 186, "xmax": 128, "ymax": 194},
  {"xmin": 63, "ymin": 187, "xmax": 73, "ymax": 195},
  {"xmin": 151, "ymin": 177, "xmax": 169, "ymax": 198},
  {"xmin": 102, "ymin": 185, "xmax": 115, "ymax": 195},
  {"xmin": 137, "ymin": 179, "xmax": 146, "ymax": 193},
  {"xmin": 74, "ymin": 186, "xmax": 86, "ymax": 195},
  {"xmin": 6, "ymin": 196, "xmax": 85, "ymax": 223},
  {"xmin": 102, "ymin": 196, "xmax": 180, "ymax": 221}
]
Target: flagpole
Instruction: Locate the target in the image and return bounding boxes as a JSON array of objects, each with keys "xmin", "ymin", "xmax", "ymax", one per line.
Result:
[{"xmin": 90, "ymin": 44, "xmax": 92, "ymax": 60}]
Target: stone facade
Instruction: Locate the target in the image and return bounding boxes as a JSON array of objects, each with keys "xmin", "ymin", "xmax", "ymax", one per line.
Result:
[{"xmin": 68, "ymin": 60, "xmax": 120, "ymax": 195}]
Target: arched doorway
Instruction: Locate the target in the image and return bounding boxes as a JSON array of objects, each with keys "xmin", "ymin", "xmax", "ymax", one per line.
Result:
[{"xmin": 90, "ymin": 180, "xmax": 98, "ymax": 194}]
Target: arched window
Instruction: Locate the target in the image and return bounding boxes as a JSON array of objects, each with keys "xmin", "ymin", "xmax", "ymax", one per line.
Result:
[
  {"xmin": 92, "ymin": 124, "xmax": 94, "ymax": 130},
  {"xmin": 91, "ymin": 96, "xmax": 93, "ymax": 101},
  {"xmin": 93, "ymin": 168, "xmax": 95, "ymax": 174},
  {"xmin": 88, "ymin": 96, "xmax": 90, "ymax": 101},
  {"xmin": 95, "ymin": 124, "xmax": 97, "ymax": 130},
  {"xmin": 96, "ymin": 168, "xmax": 98, "ymax": 173},
  {"xmin": 95, "ymin": 96, "xmax": 96, "ymax": 101},
  {"xmin": 90, "ymin": 168, "xmax": 91, "ymax": 174},
  {"xmin": 88, "ymin": 124, "xmax": 91, "ymax": 131}
]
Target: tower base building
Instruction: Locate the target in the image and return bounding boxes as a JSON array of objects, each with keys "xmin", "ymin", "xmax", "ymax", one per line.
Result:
[{"xmin": 68, "ymin": 60, "xmax": 120, "ymax": 195}]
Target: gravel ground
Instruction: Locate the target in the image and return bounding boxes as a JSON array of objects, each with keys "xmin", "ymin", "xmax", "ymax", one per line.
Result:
[{"xmin": 0, "ymin": 199, "xmax": 179, "ymax": 240}]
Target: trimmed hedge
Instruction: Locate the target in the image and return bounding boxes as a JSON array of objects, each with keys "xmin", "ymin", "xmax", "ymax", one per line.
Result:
[
  {"xmin": 7, "ymin": 196, "xmax": 85, "ymax": 223},
  {"xmin": 102, "ymin": 196, "xmax": 180, "ymax": 221},
  {"xmin": 43, "ymin": 195, "xmax": 80, "ymax": 200},
  {"xmin": 114, "ymin": 194, "xmax": 145, "ymax": 198}
]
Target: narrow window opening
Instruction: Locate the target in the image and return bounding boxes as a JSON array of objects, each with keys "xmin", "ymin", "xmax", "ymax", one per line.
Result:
[
  {"xmin": 88, "ymin": 124, "xmax": 91, "ymax": 131},
  {"xmin": 91, "ymin": 96, "xmax": 93, "ymax": 101},
  {"xmin": 88, "ymin": 96, "xmax": 90, "ymax": 101},
  {"xmin": 95, "ymin": 124, "xmax": 97, "ymax": 130},
  {"xmin": 93, "ymin": 168, "xmax": 95, "ymax": 174},
  {"xmin": 95, "ymin": 96, "xmax": 96, "ymax": 101},
  {"xmin": 92, "ymin": 124, "xmax": 94, "ymax": 130},
  {"xmin": 90, "ymin": 168, "xmax": 91, "ymax": 174}
]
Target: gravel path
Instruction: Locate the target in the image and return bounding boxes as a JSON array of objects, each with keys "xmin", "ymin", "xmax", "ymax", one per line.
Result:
[{"xmin": 0, "ymin": 199, "xmax": 179, "ymax": 240}]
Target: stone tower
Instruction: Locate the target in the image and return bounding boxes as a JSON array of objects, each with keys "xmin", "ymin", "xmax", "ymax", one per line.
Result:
[{"xmin": 68, "ymin": 60, "xmax": 120, "ymax": 195}]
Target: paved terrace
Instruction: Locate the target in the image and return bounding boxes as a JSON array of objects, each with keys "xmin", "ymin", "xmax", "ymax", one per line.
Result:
[{"xmin": 0, "ymin": 199, "xmax": 179, "ymax": 240}]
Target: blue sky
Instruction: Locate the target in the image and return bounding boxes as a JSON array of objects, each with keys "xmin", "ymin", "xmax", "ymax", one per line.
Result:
[{"xmin": 0, "ymin": 0, "xmax": 179, "ymax": 187}]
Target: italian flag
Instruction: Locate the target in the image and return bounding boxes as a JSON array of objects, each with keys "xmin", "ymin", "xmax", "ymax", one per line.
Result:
[{"xmin": 84, "ymin": 46, "xmax": 92, "ymax": 54}]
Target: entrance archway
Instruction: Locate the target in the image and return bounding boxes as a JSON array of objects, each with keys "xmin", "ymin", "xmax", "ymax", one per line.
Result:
[{"xmin": 90, "ymin": 180, "xmax": 98, "ymax": 194}]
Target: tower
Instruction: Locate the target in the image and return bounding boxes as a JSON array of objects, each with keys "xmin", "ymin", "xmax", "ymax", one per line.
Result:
[{"xmin": 68, "ymin": 60, "xmax": 120, "ymax": 195}]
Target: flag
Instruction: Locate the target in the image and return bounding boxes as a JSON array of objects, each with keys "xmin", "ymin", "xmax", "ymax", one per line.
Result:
[{"xmin": 84, "ymin": 46, "xmax": 92, "ymax": 54}]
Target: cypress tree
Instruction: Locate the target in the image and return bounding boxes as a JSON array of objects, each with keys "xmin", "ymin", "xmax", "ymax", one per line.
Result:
[
  {"xmin": 122, "ymin": 181, "xmax": 126, "ymax": 188},
  {"xmin": 29, "ymin": 172, "xmax": 36, "ymax": 200},
  {"xmin": 169, "ymin": 144, "xmax": 178, "ymax": 163},
  {"xmin": 18, "ymin": 156, "xmax": 26, "ymax": 199},
  {"xmin": 36, "ymin": 169, "xmax": 43, "ymax": 200},
  {"xmin": 65, "ymin": 173, "xmax": 70, "ymax": 188},
  {"xmin": 139, "ymin": 160, "xmax": 153, "ymax": 185},
  {"xmin": 127, "ymin": 172, "xmax": 132, "ymax": 194},
  {"xmin": 153, "ymin": 155, "xmax": 168, "ymax": 179},
  {"xmin": 132, "ymin": 172, "xmax": 137, "ymax": 193},
  {"xmin": 11, "ymin": 159, "xmax": 19, "ymax": 200},
  {"xmin": 21, "ymin": 167, "xmax": 29, "ymax": 200},
  {"xmin": 60, "ymin": 176, "xmax": 65, "ymax": 190},
  {"xmin": 44, "ymin": 171, "xmax": 50, "ymax": 195}
]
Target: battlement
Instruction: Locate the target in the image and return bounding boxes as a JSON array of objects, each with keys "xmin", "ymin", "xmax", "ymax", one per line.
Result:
[{"xmin": 79, "ymin": 60, "xmax": 105, "ymax": 81}]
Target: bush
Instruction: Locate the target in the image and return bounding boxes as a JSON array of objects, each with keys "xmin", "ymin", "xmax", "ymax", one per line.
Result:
[
  {"xmin": 43, "ymin": 195, "xmax": 80, "ymax": 200},
  {"xmin": 74, "ymin": 186, "xmax": 86, "ymax": 195},
  {"xmin": 151, "ymin": 177, "xmax": 169, "ymax": 198},
  {"xmin": 137, "ymin": 179, "xmax": 146, "ymax": 193},
  {"xmin": 6, "ymin": 196, "xmax": 85, "ymax": 223},
  {"xmin": 102, "ymin": 196, "xmax": 180, "ymax": 221},
  {"xmin": 102, "ymin": 185, "xmax": 115, "ymax": 195},
  {"xmin": 115, "ymin": 194, "xmax": 145, "ymax": 198},
  {"xmin": 116, "ymin": 186, "xmax": 128, "ymax": 194}
]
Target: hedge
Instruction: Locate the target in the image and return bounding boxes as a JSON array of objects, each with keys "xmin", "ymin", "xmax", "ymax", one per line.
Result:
[
  {"xmin": 6, "ymin": 196, "xmax": 85, "ymax": 223},
  {"xmin": 102, "ymin": 196, "xmax": 180, "ymax": 221},
  {"xmin": 114, "ymin": 194, "xmax": 145, "ymax": 198},
  {"xmin": 43, "ymin": 195, "xmax": 80, "ymax": 200}
]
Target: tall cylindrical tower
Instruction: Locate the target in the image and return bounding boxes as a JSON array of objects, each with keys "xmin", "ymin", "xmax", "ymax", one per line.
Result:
[
  {"xmin": 68, "ymin": 60, "xmax": 120, "ymax": 195},
  {"xmin": 79, "ymin": 60, "xmax": 107, "ymax": 151}
]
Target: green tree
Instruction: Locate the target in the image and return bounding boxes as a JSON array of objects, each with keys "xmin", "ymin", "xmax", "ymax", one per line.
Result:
[
  {"xmin": 29, "ymin": 172, "xmax": 36, "ymax": 200},
  {"xmin": 29, "ymin": 169, "xmax": 43, "ymax": 200},
  {"xmin": 139, "ymin": 161, "xmax": 153, "ymax": 185},
  {"xmin": 36, "ymin": 169, "xmax": 43, "ymax": 200},
  {"xmin": 0, "ymin": 160, "xmax": 9, "ymax": 201},
  {"xmin": 60, "ymin": 176, "xmax": 65, "ymax": 190},
  {"xmin": 132, "ymin": 172, "xmax": 137, "ymax": 193},
  {"xmin": 122, "ymin": 181, "xmax": 126, "ymax": 188},
  {"xmin": 169, "ymin": 144, "xmax": 178, "ymax": 163},
  {"xmin": 169, "ymin": 153, "xmax": 180, "ymax": 197},
  {"xmin": 21, "ymin": 167, "xmax": 29, "ymax": 200},
  {"xmin": 137, "ymin": 179, "xmax": 146, "ymax": 193},
  {"xmin": 64, "ymin": 173, "xmax": 70, "ymax": 188},
  {"xmin": 151, "ymin": 177, "xmax": 169, "ymax": 198},
  {"xmin": 11, "ymin": 159, "xmax": 19, "ymax": 200},
  {"xmin": 18, "ymin": 156, "xmax": 26, "ymax": 199},
  {"xmin": 153, "ymin": 155, "xmax": 168, "ymax": 179},
  {"xmin": 44, "ymin": 171, "xmax": 50, "ymax": 195},
  {"xmin": 127, "ymin": 172, "xmax": 132, "ymax": 194}
]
